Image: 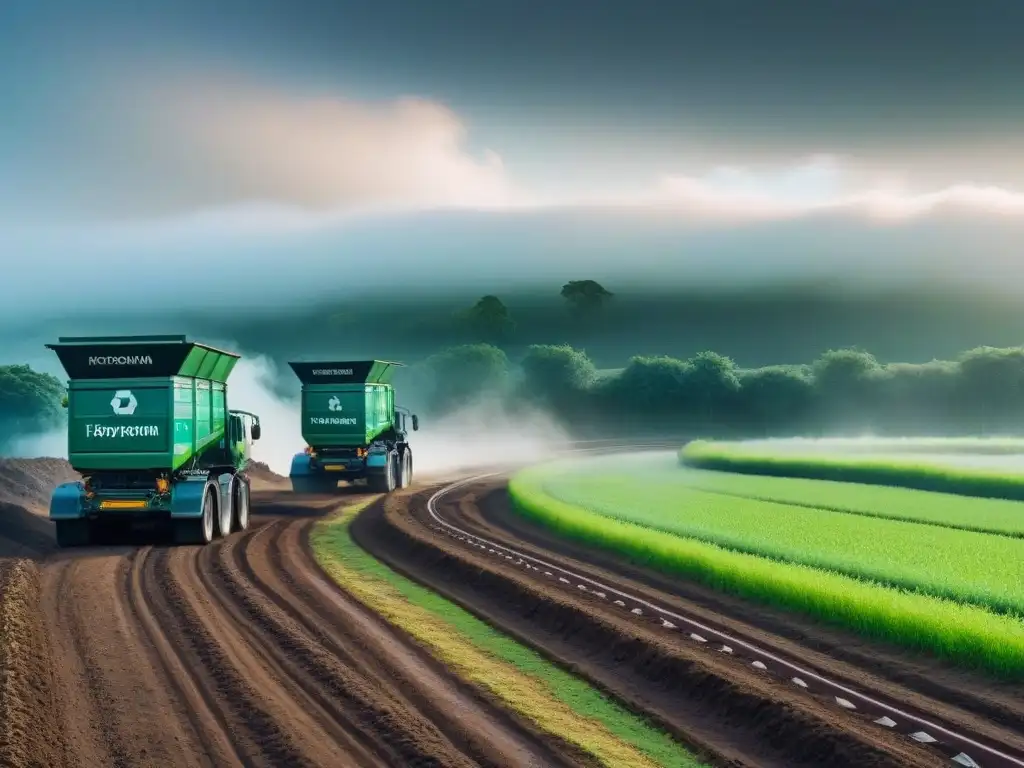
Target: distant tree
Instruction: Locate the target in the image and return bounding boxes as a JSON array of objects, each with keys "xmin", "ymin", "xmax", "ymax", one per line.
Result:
[
  {"xmin": 0, "ymin": 364, "xmax": 66, "ymax": 450},
  {"xmin": 680, "ymin": 351, "xmax": 742, "ymax": 425},
  {"xmin": 519, "ymin": 345, "xmax": 598, "ymax": 405},
  {"xmin": 457, "ymin": 295, "xmax": 515, "ymax": 342},
  {"xmin": 560, "ymin": 280, "xmax": 614, "ymax": 314},
  {"xmin": 955, "ymin": 346, "xmax": 1024, "ymax": 431},
  {"xmin": 738, "ymin": 365, "xmax": 815, "ymax": 434},
  {"xmin": 421, "ymin": 344, "xmax": 511, "ymax": 413}
]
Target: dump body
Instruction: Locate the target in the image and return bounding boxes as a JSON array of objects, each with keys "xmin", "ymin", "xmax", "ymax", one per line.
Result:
[
  {"xmin": 45, "ymin": 335, "xmax": 261, "ymax": 541},
  {"xmin": 288, "ymin": 359, "xmax": 416, "ymax": 492},
  {"xmin": 290, "ymin": 360, "xmax": 402, "ymax": 449},
  {"xmin": 49, "ymin": 335, "xmax": 242, "ymax": 473}
]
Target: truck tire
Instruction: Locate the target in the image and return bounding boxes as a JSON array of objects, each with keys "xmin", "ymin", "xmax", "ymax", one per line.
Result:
[
  {"xmin": 398, "ymin": 450, "xmax": 413, "ymax": 489},
  {"xmin": 55, "ymin": 519, "xmax": 92, "ymax": 548},
  {"xmin": 233, "ymin": 476, "xmax": 251, "ymax": 532},
  {"xmin": 368, "ymin": 453, "xmax": 397, "ymax": 493},
  {"xmin": 174, "ymin": 482, "xmax": 217, "ymax": 545},
  {"xmin": 216, "ymin": 478, "xmax": 235, "ymax": 538}
]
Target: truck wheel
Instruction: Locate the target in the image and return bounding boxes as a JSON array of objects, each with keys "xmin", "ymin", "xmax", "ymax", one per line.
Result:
[
  {"xmin": 234, "ymin": 477, "xmax": 251, "ymax": 532},
  {"xmin": 368, "ymin": 453, "xmax": 397, "ymax": 493},
  {"xmin": 216, "ymin": 478, "xmax": 234, "ymax": 538},
  {"xmin": 399, "ymin": 450, "xmax": 413, "ymax": 489},
  {"xmin": 55, "ymin": 519, "xmax": 92, "ymax": 548},
  {"xmin": 174, "ymin": 483, "xmax": 216, "ymax": 545}
]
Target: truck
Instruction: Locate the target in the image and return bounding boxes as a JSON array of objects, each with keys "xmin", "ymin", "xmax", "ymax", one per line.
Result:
[
  {"xmin": 287, "ymin": 359, "xmax": 418, "ymax": 494},
  {"xmin": 45, "ymin": 334, "xmax": 262, "ymax": 548}
]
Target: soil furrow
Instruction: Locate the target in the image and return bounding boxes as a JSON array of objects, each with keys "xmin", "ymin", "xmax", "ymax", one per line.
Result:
[
  {"xmin": 353, "ymin": 484, "xmax": 953, "ymax": 768},
  {"xmin": 196, "ymin": 522, "xmax": 457, "ymax": 767},
  {"xmin": 0, "ymin": 483, "xmax": 605, "ymax": 768}
]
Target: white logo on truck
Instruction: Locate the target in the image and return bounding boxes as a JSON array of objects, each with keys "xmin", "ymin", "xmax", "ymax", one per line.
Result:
[
  {"xmin": 110, "ymin": 390, "xmax": 138, "ymax": 415},
  {"xmin": 310, "ymin": 417, "xmax": 357, "ymax": 426},
  {"xmin": 86, "ymin": 424, "xmax": 160, "ymax": 438},
  {"xmin": 328, "ymin": 396, "xmax": 342, "ymax": 412},
  {"xmin": 89, "ymin": 355, "xmax": 153, "ymax": 366}
]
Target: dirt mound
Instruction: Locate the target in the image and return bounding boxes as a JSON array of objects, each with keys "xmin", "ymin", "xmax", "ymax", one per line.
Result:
[
  {"xmin": 248, "ymin": 460, "xmax": 287, "ymax": 490},
  {"xmin": 0, "ymin": 459, "xmax": 76, "ymax": 558},
  {"xmin": 0, "ymin": 458, "xmax": 79, "ymax": 513}
]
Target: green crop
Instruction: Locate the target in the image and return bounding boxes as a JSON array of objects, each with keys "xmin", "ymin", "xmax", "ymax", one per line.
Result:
[
  {"xmin": 679, "ymin": 467, "xmax": 1024, "ymax": 538},
  {"xmin": 707, "ymin": 436, "xmax": 1024, "ymax": 455},
  {"xmin": 540, "ymin": 462, "xmax": 1024, "ymax": 617},
  {"xmin": 680, "ymin": 440, "xmax": 1024, "ymax": 501},
  {"xmin": 508, "ymin": 458, "xmax": 1024, "ymax": 678}
]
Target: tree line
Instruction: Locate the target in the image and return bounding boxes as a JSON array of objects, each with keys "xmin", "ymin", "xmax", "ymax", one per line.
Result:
[
  {"xmin": 417, "ymin": 342, "xmax": 1024, "ymax": 438},
  {"xmin": 6, "ymin": 335, "xmax": 1024, "ymax": 452}
]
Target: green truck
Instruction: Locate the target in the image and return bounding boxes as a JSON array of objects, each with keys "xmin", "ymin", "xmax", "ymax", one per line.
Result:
[
  {"xmin": 288, "ymin": 360, "xmax": 418, "ymax": 494},
  {"xmin": 46, "ymin": 335, "xmax": 262, "ymax": 547}
]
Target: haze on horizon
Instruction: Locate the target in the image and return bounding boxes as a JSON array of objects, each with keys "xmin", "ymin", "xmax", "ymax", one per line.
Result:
[{"xmin": 3, "ymin": 0, "xmax": 1024, "ymax": 321}]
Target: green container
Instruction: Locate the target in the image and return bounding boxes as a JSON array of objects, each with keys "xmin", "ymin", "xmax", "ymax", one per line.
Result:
[
  {"xmin": 48, "ymin": 335, "xmax": 241, "ymax": 473},
  {"xmin": 289, "ymin": 360, "xmax": 402, "ymax": 448}
]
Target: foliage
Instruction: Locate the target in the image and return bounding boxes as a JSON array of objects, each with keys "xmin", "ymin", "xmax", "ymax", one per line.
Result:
[
  {"xmin": 509, "ymin": 459, "xmax": 1024, "ymax": 678},
  {"xmin": 0, "ymin": 364, "xmax": 66, "ymax": 449},
  {"xmin": 517, "ymin": 344, "xmax": 599, "ymax": 408},
  {"xmin": 420, "ymin": 344, "xmax": 512, "ymax": 412},
  {"xmin": 456, "ymin": 295, "xmax": 515, "ymax": 342},
  {"xmin": 420, "ymin": 340, "xmax": 1024, "ymax": 438},
  {"xmin": 560, "ymin": 280, "xmax": 614, "ymax": 314}
]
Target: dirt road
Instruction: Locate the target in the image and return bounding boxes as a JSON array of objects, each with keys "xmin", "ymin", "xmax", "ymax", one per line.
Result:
[{"xmin": 0, "ymin": 483, "xmax": 593, "ymax": 768}]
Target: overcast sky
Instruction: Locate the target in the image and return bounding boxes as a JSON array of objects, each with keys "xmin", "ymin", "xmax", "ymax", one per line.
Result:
[{"xmin": 3, "ymin": 0, "xmax": 1024, "ymax": 318}]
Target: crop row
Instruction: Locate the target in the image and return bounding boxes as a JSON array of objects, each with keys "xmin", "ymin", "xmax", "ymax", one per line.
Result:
[
  {"xmin": 680, "ymin": 439, "xmax": 1024, "ymax": 501},
  {"xmin": 678, "ymin": 467, "xmax": 1024, "ymax": 538},
  {"xmin": 713, "ymin": 436, "xmax": 1024, "ymax": 455},
  {"xmin": 508, "ymin": 456, "xmax": 1024, "ymax": 678}
]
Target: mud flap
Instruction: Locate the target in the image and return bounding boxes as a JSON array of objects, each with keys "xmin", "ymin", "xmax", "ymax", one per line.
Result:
[
  {"xmin": 49, "ymin": 482, "xmax": 86, "ymax": 521},
  {"xmin": 169, "ymin": 476, "xmax": 210, "ymax": 518}
]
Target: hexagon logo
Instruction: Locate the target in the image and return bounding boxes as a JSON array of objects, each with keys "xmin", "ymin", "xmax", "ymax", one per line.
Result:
[
  {"xmin": 110, "ymin": 389, "xmax": 138, "ymax": 416},
  {"xmin": 328, "ymin": 396, "xmax": 342, "ymax": 412}
]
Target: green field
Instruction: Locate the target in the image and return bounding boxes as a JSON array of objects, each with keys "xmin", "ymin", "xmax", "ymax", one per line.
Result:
[
  {"xmin": 680, "ymin": 439, "xmax": 1024, "ymax": 501},
  {"xmin": 676, "ymin": 467, "xmax": 1024, "ymax": 537},
  {"xmin": 508, "ymin": 452, "xmax": 1024, "ymax": 678}
]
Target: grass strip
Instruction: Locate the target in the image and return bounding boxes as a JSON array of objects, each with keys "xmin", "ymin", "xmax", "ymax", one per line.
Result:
[
  {"xmin": 311, "ymin": 499, "xmax": 705, "ymax": 768},
  {"xmin": 509, "ymin": 465, "xmax": 1024, "ymax": 679},
  {"xmin": 680, "ymin": 440, "xmax": 1024, "ymax": 501}
]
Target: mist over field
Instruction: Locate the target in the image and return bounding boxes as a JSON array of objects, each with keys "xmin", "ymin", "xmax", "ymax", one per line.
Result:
[{"xmin": 6, "ymin": 0, "xmax": 1024, "ymax": 458}]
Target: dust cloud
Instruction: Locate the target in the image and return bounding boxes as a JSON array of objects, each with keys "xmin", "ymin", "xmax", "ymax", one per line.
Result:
[
  {"xmin": 406, "ymin": 396, "xmax": 573, "ymax": 479},
  {"xmin": 5, "ymin": 344, "xmax": 574, "ymax": 480}
]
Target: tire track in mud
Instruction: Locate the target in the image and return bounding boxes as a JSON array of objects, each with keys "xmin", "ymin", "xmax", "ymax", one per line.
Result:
[
  {"xmin": 21, "ymin": 490, "xmax": 590, "ymax": 768},
  {"xmin": 353, "ymin": 478, "xmax": 1024, "ymax": 768}
]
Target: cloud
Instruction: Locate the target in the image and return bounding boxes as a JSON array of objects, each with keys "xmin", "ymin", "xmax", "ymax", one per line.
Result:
[
  {"xmin": 10, "ymin": 71, "xmax": 1024, "ymax": 232},
  {"xmin": 23, "ymin": 73, "xmax": 529, "ymax": 222},
  {"xmin": 648, "ymin": 155, "xmax": 1024, "ymax": 222}
]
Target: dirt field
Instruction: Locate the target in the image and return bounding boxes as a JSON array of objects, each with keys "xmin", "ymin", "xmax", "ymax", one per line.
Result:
[
  {"xmin": 0, "ymin": 461, "xmax": 590, "ymax": 768},
  {"xmin": 2, "ymin": 456, "xmax": 1023, "ymax": 767}
]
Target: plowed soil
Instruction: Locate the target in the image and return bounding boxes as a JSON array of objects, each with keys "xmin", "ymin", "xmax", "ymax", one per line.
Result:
[
  {"xmin": 352, "ymin": 478, "xmax": 1024, "ymax": 768},
  {"xmin": 0, "ymin": 461, "xmax": 592, "ymax": 768},
  {"xmin": 4, "ymin": 455, "xmax": 1022, "ymax": 767}
]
